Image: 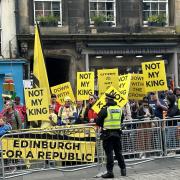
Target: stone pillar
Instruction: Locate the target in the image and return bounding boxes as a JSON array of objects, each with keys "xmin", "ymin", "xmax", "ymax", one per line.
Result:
[
  {"xmin": 1, "ymin": 0, "xmax": 17, "ymax": 58},
  {"xmin": 175, "ymin": 0, "xmax": 180, "ymax": 33},
  {"xmin": 173, "ymin": 51, "xmax": 179, "ymax": 87},
  {"xmin": 85, "ymin": 53, "xmax": 89, "ymax": 72},
  {"xmin": 18, "ymin": 0, "xmax": 30, "ymax": 34}
]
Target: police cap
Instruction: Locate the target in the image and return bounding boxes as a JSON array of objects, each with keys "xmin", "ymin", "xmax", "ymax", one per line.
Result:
[{"xmin": 105, "ymin": 93, "xmax": 116, "ymax": 100}]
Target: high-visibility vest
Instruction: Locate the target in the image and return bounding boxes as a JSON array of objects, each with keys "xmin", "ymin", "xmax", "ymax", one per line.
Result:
[
  {"xmin": 104, "ymin": 105, "xmax": 122, "ymax": 129},
  {"xmin": 178, "ymin": 98, "xmax": 180, "ymax": 110}
]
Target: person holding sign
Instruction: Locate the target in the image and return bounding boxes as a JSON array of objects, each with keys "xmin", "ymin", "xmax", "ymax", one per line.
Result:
[
  {"xmin": 50, "ymin": 94, "xmax": 61, "ymax": 115},
  {"xmin": 84, "ymin": 95, "xmax": 98, "ymax": 123},
  {"xmin": 41, "ymin": 105, "xmax": 58, "ymax": 128},
  {"xmin": 58, "ymin": 96, "xmax": 76, "ymax": 125},
  {"xmin": 96, "ymin": 93, "xmax": 126, "ymax": 178}
]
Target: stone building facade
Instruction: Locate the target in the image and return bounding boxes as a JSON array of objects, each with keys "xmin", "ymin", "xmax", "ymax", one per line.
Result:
[{"xmin": 7, "ymin": 0, "xmax": 180, "ymax": 89}]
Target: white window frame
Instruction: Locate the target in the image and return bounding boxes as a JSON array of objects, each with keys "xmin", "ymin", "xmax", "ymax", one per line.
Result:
[
  {"xmin": 143, "ymin": 0, "xmax": 169, "ymax": 25},
  {"xmin": 33, "ymin": 0, "xmax": 62, "ymax": 27},
  {"xmin": 89, "ymin": 0, "xmax": 116, "ymax": 27}
]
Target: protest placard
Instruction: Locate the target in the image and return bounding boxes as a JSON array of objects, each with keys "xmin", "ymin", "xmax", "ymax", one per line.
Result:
[
  {"xmin": 129, "ymin": 74, "xmax": 146, "ymax": 100},
  {"xmin": 51, "ymin": 82, "xmax": 75, "ymax": 104},
  {"xmin": 92, "ymin": 86, "xmax": 127, "ymax": 114},
  {"xmin": 77, "ymin": 72, "xmax": 94, "ymax": 100},
  {"xmin": 25, "ymin": 88, "xmax": 49, "ymax": 121},
  {"xmin": 142, "ymin": 60, "xmax": 168, "ymax": 92},
  {"xmin": 98, "ymin": 69, "xmax": 119, "ymax": 96}
]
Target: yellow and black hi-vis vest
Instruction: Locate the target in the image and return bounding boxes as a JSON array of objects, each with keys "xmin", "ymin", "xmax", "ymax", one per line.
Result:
[{"xmin": 104, "ymin": 105, "xmax": 122, "ymax": 130}]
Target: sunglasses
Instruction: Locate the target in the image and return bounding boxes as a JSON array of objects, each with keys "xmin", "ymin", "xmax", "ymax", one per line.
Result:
[{"xmin": 89, "ymin": 98, "xmax": 94, "ymax": 101}]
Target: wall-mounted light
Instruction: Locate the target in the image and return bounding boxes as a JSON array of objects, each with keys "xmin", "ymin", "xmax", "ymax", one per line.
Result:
[
  {"xmin": 116, "ymin": 55, "xmax": 123, "ymax": 58},
  {"xmin": 96, "ymin": 55, "xmax": 102, "ymax": 59},
  {"xmin": 136, "ymin": 55, "xmax": 143, "ymax": 58},
  {"xmin": 156, "ymin": 55, "xmax": 163, "ymax": 58}
]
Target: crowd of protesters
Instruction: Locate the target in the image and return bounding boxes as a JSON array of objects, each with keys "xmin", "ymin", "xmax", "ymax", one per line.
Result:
[{"xmin": 0, "ymin": 87, "xmax": 180, "ymax": 137}]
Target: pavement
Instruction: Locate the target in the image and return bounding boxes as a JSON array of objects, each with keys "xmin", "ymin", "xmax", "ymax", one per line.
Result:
[{"xmin": 7, "ymin": 157, "xmax": 180, "ymax": 180}]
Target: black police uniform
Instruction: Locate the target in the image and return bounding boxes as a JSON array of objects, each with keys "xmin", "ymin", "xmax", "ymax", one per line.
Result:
[{"xmin": 96, "ymin": 93, "xmax": 126, "ymax": 178}]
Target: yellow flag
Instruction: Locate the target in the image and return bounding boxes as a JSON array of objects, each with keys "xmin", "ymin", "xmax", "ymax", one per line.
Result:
[{"xmin": 33, "ymin": 24, "xmax": 50, "ymax": 102}]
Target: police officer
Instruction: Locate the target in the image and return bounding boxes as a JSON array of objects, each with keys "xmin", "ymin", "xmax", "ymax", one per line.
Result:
[{"xmin": 96, "ymin": 93, "xmax": 126, "ymax": 178}]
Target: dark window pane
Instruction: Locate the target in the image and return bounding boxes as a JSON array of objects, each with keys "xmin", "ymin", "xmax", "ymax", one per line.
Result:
[
  {"xmin": 44, "ymin": 11, "xmax": 51, "ymax": 16},
  {"xmin": 53, "ymin": 11, "xmax": 60, "ymax": 18},
  {"xmin": 90, "ymin": 11, "xmax": 97, "ymax": 18},
  {"xmin": 35, "ymin": 11, "xmax": 43, "ymax": 17},
  {"xmin": 44, "ymin": 2, "xmax": 51, "ymax": 10},
  {"xmin": 143, "ymin": 11, "xmax": 150, "ymax": 21},
  {"xmin": 159, "ymin": 2, "xmax": 166, "ymax": 10},
  {"xmin": 90, "ymin": 2, "xmax": 97, "ymax": 10},
  {"xmin": 106, "ymin": 2, "xmax": 113, "ymax": 10},
  {"xmin": 151, "ymin": 3, "xmax": 158, "ymax": 10},
  {"xmin": 98, "ymin": 2, "xmax": 105, "ymax": 10},
  {"xmin": 143, "ymin": 2, "xmax": 150, "ymax": 10},
  {"xmin": 35, "ymin": 2, "xmax": 43, "ymax": 10},
  {"xmin": 107, "ymin": 11, "xmax": 114, "ymax": 21},
  {"xmin": 151, "ymin": 11, "xmax": 158, "ymax": 15},
  {"xmin": 52, "ymin": 2, "xmax": 60, "ymax": 10}
]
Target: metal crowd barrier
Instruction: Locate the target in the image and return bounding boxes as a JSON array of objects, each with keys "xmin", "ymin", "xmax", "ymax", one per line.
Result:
[
  {"xmin": 0, "ymin": 117, "xmax": 180, "ymax": 179},
  {"xmin": 0, "ymin": 125, "xmax": 97, "ymax": 179}
]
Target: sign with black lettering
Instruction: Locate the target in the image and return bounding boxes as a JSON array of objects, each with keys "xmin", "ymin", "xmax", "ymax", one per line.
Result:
[
  {"xmin": 25, "ymin": 88, "xmax": 49, "ymax": 121},
  {"xmin": 51, "ymin": 82, "xmax": 75, "ymax": 104},
  {"xmin": 142, "ymin": 60, "xmax": 168, "ymax": 92},
  {"xmin": 129, "ymin": 74, "xmax": 146, "ymax": 100},
  {"xmin": 77, "ymin": 72, "xmax": 94, "ymax": 100},
  {"xmin": 98, "ymin": 69, "xmax": 119, "ymax": 96},
  {"xmin": 92, "ymin": 86, "xmax": 126, "ymax": 114},
  {"xmin": 2, "ymin": 138, "xmax": 95, "ymax": 162}
]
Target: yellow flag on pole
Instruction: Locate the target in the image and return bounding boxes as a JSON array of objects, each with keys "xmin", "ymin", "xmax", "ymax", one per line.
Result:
[{"xmin": 33, "ymin": 24, "xmax": 50, "ymax": 102}]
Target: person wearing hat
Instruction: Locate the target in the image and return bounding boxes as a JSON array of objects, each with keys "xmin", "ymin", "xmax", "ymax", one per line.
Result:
[
  {"xmin": 96, "ymin": 93, "xmax": 126, "ymax": 178},
  {"xmin": 58, "ymin": 96, "xmax": 76, "ymax": 125}
]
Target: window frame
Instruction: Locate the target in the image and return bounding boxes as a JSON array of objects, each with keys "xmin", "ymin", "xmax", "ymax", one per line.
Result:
[
  {"xmin": 89, "ymin": 0, "xmax": 116, "ymax": 27},
  {"xmin": 33, "ymin": 0, "xmax": 62, "ymax": 27},
  {"xmin": 143, "ymin": 0, "xmax": 169, "ymax": 25}
]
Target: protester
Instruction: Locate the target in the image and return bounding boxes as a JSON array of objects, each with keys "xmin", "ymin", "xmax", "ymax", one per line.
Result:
[
  {"xmin": 84, "ymin": 95, "xmax": 98, "ymax": 123},
  {"xmin": 41, "ymin": 105, "xmax": 57, "ymax": 128},
  {"xmin": 0, "ymin": 114, "xmax": 12, "ymax": 137},
  {"xmin": 50, "ymin": 94, "xmax": 61, "ymax": 115},
  {"xmin": 14, "ymin": 96, "xmax": 26, "ymax": 129},
  {"xmin": 96, "ymin": 93, "xmax": 126, "ymax": 178},
  {"xmin": 123, "ymin": 102, "xmax": 132, "ymax": 121},
  {"xmin": 129, "ymin": 100, "xmax": 139, "ymax": 119},
  {"xmin": 149, "ymin": 92, "xmax": 168, "ymax": 119},
  {"xmin": 74, "ymin": 100, "xmax": 85, "ymax": 124},
  {"xmin": 58, "ymin": 96, "xmax": 76, "ymax": 125},
  {"xmin": 2, "ymin": 101, "xmax": 22, "ymax": 130}
]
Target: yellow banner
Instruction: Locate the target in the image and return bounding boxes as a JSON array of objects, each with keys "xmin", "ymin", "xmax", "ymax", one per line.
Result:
[
  {"xmin": 92, "ymin": 86, "xmax": 127, "ymax": 114},
  {"xmin": 129, "ymin": 74, "xmax": 146, "ymax": 100},
  {"xmin": 98, "ymin": 69, "xmax": 119, "ymax": 96},
  {"xmin": 2, "ymin": 138, "xmax": 95, "ymax": 162},
  {"xmin": 142, "ymin": 60, "xmax": 168, "ymax": 92},
  {"xmin": 77, "ymin": 72, "xmax": 94, "ymax": 101},
  {"xmin": 51, "ymin": 82, "xmax": 75, "ymax": 105},
  {"xmin": 24, "ymin": 88, "xmax": 49, "ymax": 121}
]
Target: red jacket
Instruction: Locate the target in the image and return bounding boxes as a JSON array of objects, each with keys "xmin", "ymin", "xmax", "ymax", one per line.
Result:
[{"xmin": 51, "ymin": 102, "xmax": 61, "ymax": 115}]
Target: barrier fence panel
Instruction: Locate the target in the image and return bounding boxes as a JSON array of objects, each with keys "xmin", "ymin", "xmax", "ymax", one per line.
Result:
[
  {"xmin": 121, "ymin": 119, "xmax": 163, "ymax": 161},
  {"xmin": 163, "ymin": 118, "xmax": 180, "ymax": 156},
  {"xmin": 0, "ymin": 125, "xmax": 97, "ymax": 179}
]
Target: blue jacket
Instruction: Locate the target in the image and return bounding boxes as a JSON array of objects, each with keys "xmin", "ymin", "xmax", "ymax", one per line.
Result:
[{"xmin": 0, "ymin": 124, "xmax": 12, "ymax": 137}]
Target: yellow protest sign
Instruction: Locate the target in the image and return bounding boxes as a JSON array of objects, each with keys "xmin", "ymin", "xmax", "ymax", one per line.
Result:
[
  {"xmin": 24, "ymin": 88, "xmax": 49, "ymax": 121},
  {"xmin": 98, "ymin": 69, "xmax": 119, "ymax": 96},
  {"xmin": 142, "ymin": 60, "xmax": 168, "ymax": 92},
  {"xmin": 92, "ymin": 86, "xmax": 127, "ymax": 114},
  {"xmin": 129, "ymin": 74, "xmax": 146, "ymax": 100},
  {"xmin": 51, "ymin": 82, "xmax": 75, "ymax": 104},
  {"xmin": 119, "ymin": 74, "xmax": 131, "ymax": 100},
  {"xmin": 2, "ymin": 138, "xmax": 95, "ymax": 162},
  {"xmin": 77, "ymin": 72, "xmax": 94, "ymax": 100}
]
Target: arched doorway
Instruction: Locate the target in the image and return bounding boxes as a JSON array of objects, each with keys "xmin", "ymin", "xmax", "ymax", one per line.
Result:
[{"xmin": 46, "ymin": 57, "xmax": 70, "ymax": 87}]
